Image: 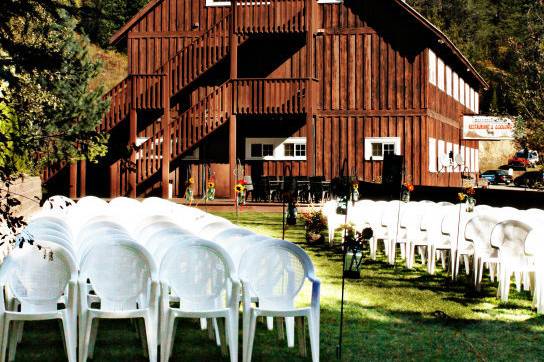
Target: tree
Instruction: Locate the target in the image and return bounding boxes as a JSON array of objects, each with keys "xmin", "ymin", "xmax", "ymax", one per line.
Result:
[
  {"xmin": 0, "ymin": 1, "xmax": 108, "ymax": 248},
  {"xmin": 509, "ymin": 2, "xmax": 544, "ymax": 153},
  {"xmin": 79, "ymin": 0, "xmax": 151, "ymax": 48}
]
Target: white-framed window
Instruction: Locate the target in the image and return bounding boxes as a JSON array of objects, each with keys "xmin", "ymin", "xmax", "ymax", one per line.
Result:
[
  {"xmin": 460, "ymin": 78, "xmax": 465, "ymax": 105},
  {"xmin": 470, "ymin": 87, "xmax": 475, "ymax": 112},
  {"xmin": 460, "ymin": 145, "xmax": 466, "ymax": 171},
  {"xmin": 428, "ymin": 137, "xmax": 437, "ymax": 173},
  {"xmin": 318, "ymin": 0, "xmax": 343, "ymax": 3},
  {"xmin": 470, "ymin": 148, "xmax": 476, "ymax": 172},
  {"xmin": 446, "ymin": 142, "xmax": 453, "ymax": 172},
  {"xmin": 446, "ymin": 66, "xmax": 452, "ymax": 96},
  {"xmin": 453, "ymin": 72, "xmax": 459, "ymax": 101},
  {"xmin": 475, "ymin": 92, "xmax": 479, "ymax": 114},
  {"xmin": 364, "ymin": 137, "xmax": 401, "ymax": 161},
  {"xmin": 428, "ymin": 50, "xmax": 437, "ymax": 86},
  {"xmin": 465, "ymin": 83, "xmax": 470, "ymax": 109},
  {"xmin": 437, "ymin": 58, "xmax": 445, "ymax": 91},
  {"xmin": 245, "ymin": 137, "xmax": 307, "ymax": 161},
  {"xmin": 206, "ymin": 0, "xmax": 231, "ymax": 6}
]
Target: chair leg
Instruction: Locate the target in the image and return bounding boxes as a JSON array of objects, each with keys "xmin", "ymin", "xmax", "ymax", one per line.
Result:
[
  {"xmin": 137, "ymin": 318, "xmax": 148, "ymax": 359},
  {"xmin": 246, "ymin": 312, "xmax": 258, "ymax": 362},
  {"xmin": 88, "ymin": 318, "xmax": 100, "ymax": 359},
  {"xmin": 307, "ymin": 313, "xmax": 319, "ymax": 362},
  {"xmin": 285, "ymin": 317, "xmax": 295, "ymax": 348},
  {"xmin": 295, "ymin": 317, "xmax": 307, "ymax": 358},
  {"xmin": 213, "ymin": 318, "xmax": 222, "ymax": 347},
  {"xmin": 463, "ymin": 255, "xmax": 471, "ymax": 275},
  {"xmin": 200, "ymin": 318, "xmax": 207, "ymax": 330},
  {"xmin": 7, "ymin": 321, "xmax": 18, "ymax": 362},
  {"xmin": 160, "ymin": 313, "xmax": 174, "ymax": 362},
  {"xmin": 1, "ymin": 318, "xmax": 10, "ymax": 362},
  {"xmin": 61, "ymin": 316, "xmax": 77, "ymax": 362},
  {"xmin": 225, "ymin": 314, "xmax": 238, "ymax": 362},
  {"xmin": 80, "ymin": 314, "xmax": 94, "ymax": 362},
  {"xmin": 266, "ymin": 317, "xmax": 273, "ymax": 331},
  {"xmin": 515, "ymin": 272, "xmax": 522, "ymax": 292},
  {"xmin": 16, "ymin": 322, "xmax": 23, "ymax": 344},
  {"xmin": 144, "ymin": 314, "xmax": 157, "ymax": 362}
]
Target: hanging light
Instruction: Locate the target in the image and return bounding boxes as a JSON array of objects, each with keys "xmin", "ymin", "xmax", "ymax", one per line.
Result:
[{"xmin": 343, "ymin": 227, "xmax": 373, "ymax": 279}]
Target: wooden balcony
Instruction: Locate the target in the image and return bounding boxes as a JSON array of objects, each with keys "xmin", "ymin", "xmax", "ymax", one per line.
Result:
[
  {"xmin": 232, "ymin": 78, "xmax": 317, "ymax": 114},
  {"xmin": 233, "ymin": 0, "xmax": 308, "ymax": 34},
  {"xmin": 130, "ymin": 74, "xmax": 166, "ymax": 110}
]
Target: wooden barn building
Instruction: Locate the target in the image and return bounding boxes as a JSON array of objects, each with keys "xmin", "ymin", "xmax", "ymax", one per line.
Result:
[{"xmin": 44, "ymin": 0, "xmax": 487, "ymax": 199}]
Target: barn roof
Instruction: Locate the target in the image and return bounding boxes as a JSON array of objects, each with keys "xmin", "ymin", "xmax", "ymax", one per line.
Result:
[{"xmin": 109, "ymin": 0, "xmax": 488, "ymax": 89}]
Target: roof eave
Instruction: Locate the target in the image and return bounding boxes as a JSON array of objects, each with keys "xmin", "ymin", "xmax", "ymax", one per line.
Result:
[
  {"xmin": 393, "ymin": 0, "xmax": 489, "ymax": 90},
  {"xmin": 109, "ymin": 0, "xmax": 163, "ymax": 45}
]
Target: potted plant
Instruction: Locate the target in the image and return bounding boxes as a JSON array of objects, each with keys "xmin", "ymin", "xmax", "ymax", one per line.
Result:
[{"xmin": 300, "ymin": 208, "xmax": 327, "ymax": 243}]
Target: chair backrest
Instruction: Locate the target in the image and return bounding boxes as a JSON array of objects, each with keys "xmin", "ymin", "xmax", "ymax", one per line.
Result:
[
  {"xmin": 524, "ymin": 228, "xmax": 544, "ymax": 257},
  {"xmin": 24, "ymin": 223, "xmax": 72, "ymax": 245},
  {"xmin": 140, "ymin": 227, "xmax": 190, "ymax": 250},
  {"xmin": 2, "ymin": 241, "xmax": 77, "ymax": 313},
  {"xmin": 77, "ymin": 221, "xmax": 130, "ymax": 246},
  {"xmin": 490, "ymin": 220, "xmax": 532, "ymax": 260},
  {"xmin": 138, "ymin": 221, "xmax": 187, "ymax": 245},
  {"xmin": 212, "ymin": 228, "xmax": 255, "ymax": 243},
  {"xmin": 77, "ymin": 196, "xmax": 108, "ymax": 209},
  {"xmin": 28, "ymin": 215, "xmax": 71, "ymax": 235},
  {"xmin": 133, "ymin": 215, "xmax": 179, "ymax": 235},
  {"xmin": 399, "ymin": 202, "xmax": 425, "ymax": 229},
  {"xmin": 80, "ymin": 238, "xmax": 156, "ymax": 311},
  {"xmin": 109, "ymin": 197, "xmax": 141, "ymax": 209},
  {"xmin": 381, "ymin": 200, "xmax": 403, "ymax": 228},
  {"xmin": 160, "ymin": 238, "xmax": 235, "ymax": 310},
  {"xmin": 224, "ymin": 234, "xmax": 273, "ymax": 273},
  {"xmin": 474, "ymin": 204, "xmax": 493, "ymax": 215},
  {"xmin": 17, "ymin": 231, "xmax": 76, "ymax": 260},
  {"xmin": 239, "ymin": 239, "xmax": 313, "ymax": 310},
  {"xmin": 150, "ymin": 235, "xmax": 200, "ymax": 264},
  {"xmin": 199, "ymin": 222, "xmax": 236, "ymax": 240},
  {"xmin": 464, "ymin": 214, "xmax": 501, "ymax": 254},
  {"xmin": 42, "ymin": 195, "xmax": 75, "ymax": 215}
]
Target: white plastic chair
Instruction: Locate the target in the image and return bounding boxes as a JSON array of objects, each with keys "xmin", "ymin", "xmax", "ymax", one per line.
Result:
[
  {"xmin": 405, "ymin": 202, "xmax": 435, "ymax": 269},
  {"xmin": 390, "ymin": 202, "xmax": 421, "ymax": 266},
  {"xmin": 323, "ymin": 199, "xmax": 354, "ymax": 246},
  {"xmin": 382, "ymin": 200, "xmax": 405, "ymax": 265},
  {"xmin": 440, "ymin": 205, "xmax": 475, "ymax": 278},
  {"xmin": 240, "ymin": 239, "xmax": 320, "ymax": 362},
  {"xmin": 199, "ymin": 222, "xmax": 238, "ymax": 241},
  {"xmin": 525, "ymin": 228, "xmax": 544, "ymax": 313},
  {"xmin": 464, "ymin": 215, "xmax": 502, "ymax": 290},
  {"xmin": 365, "ymin": 201, "xmax": 388, "ymax": 259},
  {"xmin": 27, "ymin": 216, "xmax": 72, "ymax": 237},
  {"xmin": 212, "ymin": 228, "xmax": 255, "ymax": 244},
  {"xmin": 137, "ymin": 221, "xmax": 188, "ymax": 247},
  {"xmin": 0, "ymin": 241, "xmax": 78, "ymax": 362},
  {"xmin": 490, "ymin": 220, "xmax": 533, "ymax": 302},
  {"xmin": 42, "ymin": 195, "xmax": 76, "ymax": 215},
  {"xmin": 159, "ymin": 239, "xmax": 240, "ymax": 362},
  {"xmin": 78, "ymin": 238, "xmax": 158, "ymax": 362}
]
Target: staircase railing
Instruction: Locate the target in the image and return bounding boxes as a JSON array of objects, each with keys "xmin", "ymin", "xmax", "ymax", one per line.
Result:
[{"xmin": 233, "ymin": 0, "xmax": 307, "ymax": 34}]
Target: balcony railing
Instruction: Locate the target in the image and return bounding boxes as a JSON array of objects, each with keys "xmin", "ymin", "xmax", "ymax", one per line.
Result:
[
  {"xmin": 232, "ymin": 78, "xmax": 316, "ymax": 114},
  {"xmin": 130, "ymin": 74, "xmax": 165, "ymax": 110},
  {"xmin": 233, "ymin": 0, "xmax": 307, "ymax": 34}
]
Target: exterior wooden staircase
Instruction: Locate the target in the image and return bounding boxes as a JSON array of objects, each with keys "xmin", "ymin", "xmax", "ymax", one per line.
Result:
[{"xmin": 44, "ymin": 0, "xmax": 317, "ymax": 198}]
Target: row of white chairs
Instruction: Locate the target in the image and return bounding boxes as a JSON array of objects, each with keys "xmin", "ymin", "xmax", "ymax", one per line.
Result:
[
  {"xmin": 324, "ymin": 199, "xmax": 544, "ymax": 313},
  {"xmin": 0, "ymin": 195, "xmax": 321, "ymax": 362}
]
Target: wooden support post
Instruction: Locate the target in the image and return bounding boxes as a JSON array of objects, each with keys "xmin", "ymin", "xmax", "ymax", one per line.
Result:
[
  {"xmin": 129, "ymin": 108, "xmax": 137, "ymax": 198},
  {"xmin": 161, "ymin": 72, "xmax": 171, "ymax": 199},
  {"xmin": 229, "ymin": 6, "xmax": 238, "ymax": 199},
  {"xmin": 305, "ymin": 0, "xmax": 316, "ymax": 176},
  {"xmin": 109, "ymin": 162, "xmax": 118, "ymax": 198},
  {"xmin": 69, "ymin": 162, "xmax": 77, "ymax": 199},
  {"xmin": 79, "ymin": 159, "xmax": 86, "ymax": 197}
]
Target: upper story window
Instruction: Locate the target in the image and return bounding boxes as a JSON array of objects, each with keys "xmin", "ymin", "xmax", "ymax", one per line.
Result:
[
  {"xmin": 453, "ymin": 72, "xmax": 459, "ymax": 101},
  {"xmin": 437, "ymin": 58, "xmax": 445, "ymax": 91},
  {"xmin": 459, "ymin": 78, "xmax": 465, "ymax": 105},
  {"xmin": 206, "ymin": 0, "xmax": 231, "ymax": 6},
  {"xmin": 246, "ymin": 137, "xmax": 307, "ymax": 161},
  {"xmin": 318, "ymin": 0, "xmax": 343, "ymax": 3},
  {"xmin": 364, "ymin": 137, "xmax": 401, "ymax": 161},
  {"xmin": 446, "ymin": 66, "xmax": 452, "ymax": 96},
  {"xmin": 428, "ymin": 50, "xmax": 437, "ymax": 86},
  {"xmin": 207, "ymin": 0, "xmax": 342, "ymax": 5}
]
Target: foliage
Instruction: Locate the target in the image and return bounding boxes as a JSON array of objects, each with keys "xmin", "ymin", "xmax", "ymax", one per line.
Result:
[
  {"xmin": 79, "ymin": 0, "xmax": 151, "ymax": 48},
  {"xmin": 411, "ymin": 0, "xmax": 544, "ymax": 153},
  {"xmin": 0, "ymin": 0, "xmax": 109, "ymax": 246},
  {"xmin": 300, "ymin": 208, "xmax": 327, "ymax": 236}
]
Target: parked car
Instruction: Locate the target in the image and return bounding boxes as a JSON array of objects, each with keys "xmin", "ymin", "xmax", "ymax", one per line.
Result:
[
  {"xmin": 513, "ymin": 171, "xmax": 544, "ymax": 188},
  {"xmin": 499, "ymin": 164, "xmax": 527, "ymax": 172},
  {"xmin": 509, "ymin": 150, "xmax": 539, "ymax": 166},
  {"xmin": 480, "ymin": 170, "xmax": 513, "ymax": 185}
]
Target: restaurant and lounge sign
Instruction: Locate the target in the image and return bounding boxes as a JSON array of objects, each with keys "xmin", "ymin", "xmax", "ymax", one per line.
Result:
[{"xmin": 462, "ymin": 116, "xmax": 515, "ymax": 140}]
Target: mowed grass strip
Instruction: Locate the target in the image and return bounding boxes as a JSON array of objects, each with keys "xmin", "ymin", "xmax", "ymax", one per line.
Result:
[{"xmin": 15, "ymin": 211, "xmax": 544, "ymax": 361}]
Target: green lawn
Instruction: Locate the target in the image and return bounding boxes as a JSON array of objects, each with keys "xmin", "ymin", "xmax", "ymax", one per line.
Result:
[{"xmin": 16, "ymin": 212, "xmax": 544, "ymax": 361}]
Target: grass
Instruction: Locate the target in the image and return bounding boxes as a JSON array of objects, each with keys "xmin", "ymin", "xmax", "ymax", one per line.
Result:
[{"xmin": 16, "ymin": 212, "xmax": 544, "ymax": 361}]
